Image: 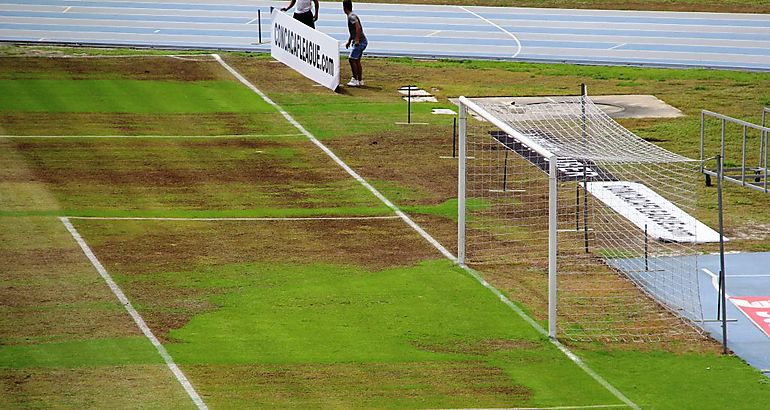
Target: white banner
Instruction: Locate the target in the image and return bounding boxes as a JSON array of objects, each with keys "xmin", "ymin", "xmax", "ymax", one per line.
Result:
[
  {"xmin": 584, "ymin": 181, "xmax": 723, "ymax": 243},
  {"xmin": 271, "ymin": 10, "xmax": 340, "ymax": 90}
]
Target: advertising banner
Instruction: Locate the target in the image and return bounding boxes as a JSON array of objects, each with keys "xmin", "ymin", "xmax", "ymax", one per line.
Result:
[{"xmin": 271, "ymin": 10, "xmax": 340, "ymax": 90}]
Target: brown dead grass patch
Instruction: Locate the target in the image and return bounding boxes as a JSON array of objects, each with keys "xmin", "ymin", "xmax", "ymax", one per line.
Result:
[
  {"xmin": 412, "ymin": 338, "xmax": 539, "ymax": 355},
  {"xmin": 0, "ymin": 112, "xmax": 291, "ymax": 136},
  {"xmin": 0, "ymin": 56, "xmax": 229, "ymax": 81},
  {"xmin": 73, "ymin": 218, "xmax": 440, "ymax": 339},
  {"xmin": 0, "ymin": 218, "xmax": 145, "ymax": 345},
  {"xmin": 186, "ymin": 361, "xmax": 532, "ymax": 408},
  {"xmin": 78, "ymin": 219, "xmax": 438, "ymax": 276},
  {"xmin": 0, "ymin": 365, "xmax": 191, "ymax": 409}
]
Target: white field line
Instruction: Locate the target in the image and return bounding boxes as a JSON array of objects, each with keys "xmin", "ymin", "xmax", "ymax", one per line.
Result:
[
  {"xmin": 425, "ymin": 30, "xmax": 442, "ymax": 37},
  {"xmin": 213, "ymin": 54, "xmax": 638, "ymax": 410},
  {"xmin": 458, "ymin": 405, "xmax": 629, "ymax": 409},
  {"xmin": 246, "ymin": 17, "xmax": 259, "ymax": 25},
  {"xmin": 65, "ymin": 216, "xmax": 401, "ymax": 221},
  {"xmin": 458, "ymin": 6, "xmax": 522, "ymax": 58},
  {"xmin": 0, "ymin": 133, "xmax": 304, "ymax": 139},
  {"xmin": 609, "ymin": 43, "xmax": 627, "ymax": 50},
  {"xmin": 62, "ymin": 6, "xmax": 71, "ymax": 13},
  {"xmin": 59, "ymin": 217, "xmax": 208, "ymax": 410}
]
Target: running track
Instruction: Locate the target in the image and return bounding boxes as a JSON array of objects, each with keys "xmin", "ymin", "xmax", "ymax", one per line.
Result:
[{"xmin": 1, "ymin": 0, "xmax": 769, "ymax": 70}]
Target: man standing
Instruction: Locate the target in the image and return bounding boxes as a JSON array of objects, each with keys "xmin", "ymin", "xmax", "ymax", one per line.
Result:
[
  {"xmin": 343, "ymin": 0, "xmax": 367, "ymax": 87},
  {"xmin": 281, "ymin": 0, "xmax": 319, "ymax": 29}
]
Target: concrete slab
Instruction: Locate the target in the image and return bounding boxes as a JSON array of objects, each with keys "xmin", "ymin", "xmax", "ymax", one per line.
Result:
[{"xmin": 451, "ymin": 95, "xmax": 683, "ymax": 119}]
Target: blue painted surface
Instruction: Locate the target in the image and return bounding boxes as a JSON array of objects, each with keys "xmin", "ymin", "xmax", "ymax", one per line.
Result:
[
  {"xmin": 615, "ymin": 252, "xmax": 770, "ymax": 373},
  {"xmin": 0, "ymin": 0, "xmax": 768, "ymax": 70}
]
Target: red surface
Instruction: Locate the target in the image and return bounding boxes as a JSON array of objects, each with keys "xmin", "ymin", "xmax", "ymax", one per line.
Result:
[{"xmin": 730, "ymin": 296, "xmax": 770, "ymax": 339}]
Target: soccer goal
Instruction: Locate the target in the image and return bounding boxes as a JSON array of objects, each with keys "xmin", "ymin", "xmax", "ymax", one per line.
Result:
[{"xmin": 457, "ymin": 91, "xmax": 718, "ymax": 342}]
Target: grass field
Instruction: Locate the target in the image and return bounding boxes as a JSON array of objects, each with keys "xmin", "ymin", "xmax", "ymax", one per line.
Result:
[{"xmin": 2, "ymin": 46, "xmax": 770, "ymax": 409}]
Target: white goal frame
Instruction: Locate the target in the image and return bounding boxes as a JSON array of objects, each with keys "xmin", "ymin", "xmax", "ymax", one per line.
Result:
[{"xmin": 457, "ymin": 96, "xmax": 559, "ymax": 338}]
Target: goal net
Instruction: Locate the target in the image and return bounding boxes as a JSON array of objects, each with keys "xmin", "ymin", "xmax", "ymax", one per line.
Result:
[{"xmin": 458, "ymin": 95, "xmax": 714, "ymax": 342}]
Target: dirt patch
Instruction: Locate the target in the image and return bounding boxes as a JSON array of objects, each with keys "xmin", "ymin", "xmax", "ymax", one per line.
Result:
[
  {"xmin": 412, "ymin": 338, "xmax": 539, "ymax": 355},
  {"xmin": 8, "ymin": 136, "xmax": 377, "ymax": 210},
  {"xmin": 186, "ymin": 361, "xmax": 532, "ymax": 408},
  {"xmin": 0, "ymin": 56, "xmax": 230, "ymax": 81},
  {"xmin": 0, "ymin": 112, "xmax": 293, "ymax": 136},
  {"xmin": 0, "ymin": 365, "xmax": 191, "ymax": 409},
  {"xmin": 79, "ymin": 219, "xmax": 438, "ymax": 276},
  {"xmin": 74, "ymin": 219, "xmax": 441, "ymax": 339}
]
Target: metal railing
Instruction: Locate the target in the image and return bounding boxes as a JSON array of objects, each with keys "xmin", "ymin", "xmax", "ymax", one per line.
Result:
[{"xmin": 700, "ymin": 109, "xmax": 769, "ymax": 194}]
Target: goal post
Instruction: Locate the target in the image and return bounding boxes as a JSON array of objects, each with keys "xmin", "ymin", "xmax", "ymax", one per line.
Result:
[
  {"xmin": 458, "ymin": 96, "xmax": 560, "ymax": 339},
  {"xmin": 457, "ymin": 94, "xmax": 716, "ymax": 343}
]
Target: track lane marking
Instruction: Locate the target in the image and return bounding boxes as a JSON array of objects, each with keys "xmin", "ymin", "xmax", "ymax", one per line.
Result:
[{"xmin": 457, "ymin": 6, "xmax": 522, "ymax": 58}]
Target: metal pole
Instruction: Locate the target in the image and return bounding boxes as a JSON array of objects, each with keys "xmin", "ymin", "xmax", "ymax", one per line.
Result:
[
  {"xmin": 760, "ymin": 131, "xmax": 770, "ymax": 193},
  {"xmin": 717, "ymin": 154, "xmax": 728, "ymax": 355},
  {"xmin": 407, "ymin": 86, "xmax": 412, "ymax": 124},
  {"xmin": 548, "ymin": 154, "xmax": 558, "ymax": 339},
  {"xmin": 258, "ymin": 9, "xmax": 262, "ymax": 43},
  {"xmin": 741, "ymin": 126, "xmax": 747, "ymax": 186},
  {"xmin": 720, "ymin": 119, "xmax": 726, "ymax": 162},
  {"xmin": 575, "ymin": 184, "xmax": 580, "ymax": 232},
  {"xmin": 581, "ymin": 83, "xmax": 589, "ymax": 253},
  {"xmin": 700, "ymin": 111, "xmax": 705, "ymax": 173},
  {"xmin": 457, "ymin": 104, "xmax": 467, "ymax": 265},
  {"xmin": 583, "ymin": 163, "xmax": 589, "ymax": 253},
  {"xmin": 502, "ymin": 149, "xmax": 509, "ymax": 191},
  {"xmin": 644, "ymin": 224, "xmax": 649, "ymax": 271},
  {"xmin": 452, "ymin": 117, "xmax": 457, "ymax": 158}
]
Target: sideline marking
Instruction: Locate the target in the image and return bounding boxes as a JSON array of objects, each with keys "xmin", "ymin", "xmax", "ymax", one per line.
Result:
[
  {"xmin": 425, "ymin": 30, "xmax": 442, "ymax": 37},
  {"xmin": 246, "ymin": 17, "xmax": 259, "ymax": 25},
  {"xmin": 65, "ymin": 216, "xmax": 401, "ymax": 221},
  {"xmin": 0, "ymin": 133, "xmax": 304, "ymax": 139},
  {"xmin": 458, "ymin": 6, "xmax": 522, "ymax": 59},
  {"xmin": 609, "ymin": 43, "xmax": 627, "ymax": 50},
  {"xmin": 213, "ymin": 53, "xmax": 638, "ymax": 410},
  {"xmin": 60, "ymin": 217, "xmax": 208, "ymax": 410},
  {"xmin": 456, "ymin": 405, "xmax": 629, "ymax": 409}
]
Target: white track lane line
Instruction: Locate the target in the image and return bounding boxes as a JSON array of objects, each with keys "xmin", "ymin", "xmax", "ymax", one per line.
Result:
[
  {"xmin": 59, "ymin": 217, "xmax": 208, "ymax": 410},
  {"xmin": 213, "ymin": 54, "xmax": 638, "ymax": 410},
  {"xmin": 458, "ymin": 6, "xmax": 522, "ymax": 58},
  {"xmin": 65, "ymin": 216, "xmax": 401, "ymax": 221}
]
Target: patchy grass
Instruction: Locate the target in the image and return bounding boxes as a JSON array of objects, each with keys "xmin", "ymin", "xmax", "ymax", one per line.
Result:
[
  {"xmin": 71, "ymin": 218, "xmax": 623, "ymax": 408},
  {"xmin": 3, "ymin": 48, "xmax": 770, "ymax": 407},
  {"xmin": 1, "ymin": 137, "xmax": 388, "ymax": 217}
]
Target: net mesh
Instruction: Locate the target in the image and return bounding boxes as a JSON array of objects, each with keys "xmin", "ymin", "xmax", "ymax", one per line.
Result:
[{"xmin": 462, "ymin": 96, "xmax": 708, "ymax": 342}]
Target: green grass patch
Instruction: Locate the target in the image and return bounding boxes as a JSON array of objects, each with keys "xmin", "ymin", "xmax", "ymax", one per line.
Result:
[
  {"xmin": 124, "ymin": 259, "xmax": 620, "ymax": 407},
  {"xmin": 403, "ymin": 198, "xmax": 488, "ymax": 221},
  {"xmin": 581, "ymin": 349, "xmax": 770, "ymax": 409},
  {"xmin": 0, "ymin": 337, "xmax": 162, "ymax": 368},
  {"xmin": 0, "ymin": 80, "xmax": 276, "ymax": 114}
]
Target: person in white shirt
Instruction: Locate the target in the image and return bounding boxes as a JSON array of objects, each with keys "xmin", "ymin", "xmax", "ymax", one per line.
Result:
[{"xmin": 281, "ymin": 0, "xmax": 319, "ymax": 29}]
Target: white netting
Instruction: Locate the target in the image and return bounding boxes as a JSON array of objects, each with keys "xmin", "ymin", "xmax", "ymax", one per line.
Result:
[{"xmin": 461, "ymin": 96, "xmax": 709, "ymax": 342}]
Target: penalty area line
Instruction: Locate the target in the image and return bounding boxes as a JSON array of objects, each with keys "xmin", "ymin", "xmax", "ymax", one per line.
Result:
[
  {"xmin": 59, "ymin": 217, "xmax": 208, "ymax": 410},
  {"xmin": 213, "ymin": 54, "xmax": 638, "ymax": 410},
  {"xmin": 64, "ymin": 216, "xmax": 401, "ymax": 221}
]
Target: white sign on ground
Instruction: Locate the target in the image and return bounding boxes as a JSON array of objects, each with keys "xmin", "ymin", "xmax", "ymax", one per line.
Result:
[
  {"xmin": 585, "ymin": 181, "xmax": 722, "ymax": 243},
  {"xmin": 271, "ymin": 10, "xmax": 339, "ymax": 90}
]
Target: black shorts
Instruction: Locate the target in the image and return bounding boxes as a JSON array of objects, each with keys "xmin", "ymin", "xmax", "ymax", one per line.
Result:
[{"xmin": 293, "ymin": 11, "xmax": 315, "ymax": 29}]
